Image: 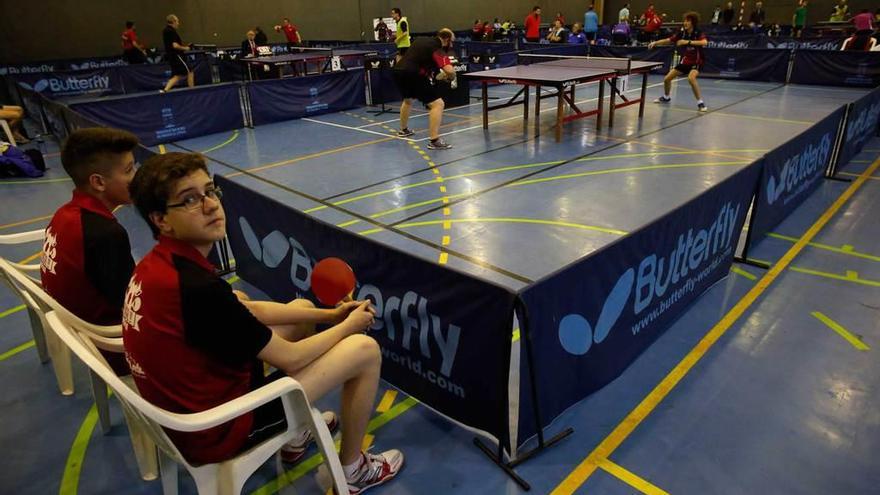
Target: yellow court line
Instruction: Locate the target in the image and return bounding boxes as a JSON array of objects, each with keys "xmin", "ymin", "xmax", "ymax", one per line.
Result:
[
  {"xmin": 512, "ymin": 161, "xmax": 749, "ymax": 187},
  {"xmin": 360, "ymin": 218, "xmax": 628, "ymax": 237},
  {"xmin": 731, "ymin": 266, "xmax": 757, "ymax": 281},
  {"xmin": 0, "ymin": 304, "xmax": 26, "ymax": 319},
  {"xmin": 768, "ymin": 232, "xmax": 880, "ymax": 262},
  {"xmin": 599, "ymin": 459, "xmax": 670, "ymax": 495},
  {"xmin": 60, "ymin": 403, "xmax": 101, "ymax": 494},
  {"xmin": 811, "ymin": 311, "xmax": 870, "ymax": 351},
  {"xmin": 0, "ymin": 340, "xmax": 35, "ymax": 361},
  {"xmin": 251, "ymin": 396, "xmax": 419, "ymax": 495},
  {"xmin": 0, "ymin": 214, "xmax": 53, "ymax": 231},
  {"xmin": 158, "ymin": 144, "xmax": 166, "ymax": 154},
  {"xmin": 512, "ymin": 328, "xmax": 520, "ymax": 343},
  {"xmin": 622, "ymin": 138, "xmax": 766, "ymax": 163},
  {"xmin": 201, "ymin": 130, "xmax": 240, "ymax": 154},
  {"xmin": 551, "ymin": 155, "xmax": 880, "ymax": 495},
  {"xmin": 375, "ymin": 390, "xmax": 398, "ymax": 413},
  {"xmin": 788, "ymin": 266, "xmax": 880, "ymax": 288},
  {"xmin": 19, "ymin": 251, "xmax": 41, "ymax": 265}
]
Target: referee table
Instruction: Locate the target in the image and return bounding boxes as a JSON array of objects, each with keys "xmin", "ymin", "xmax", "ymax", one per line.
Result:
[{"xmin": 463, "ymin": 55, "xmax": 662, "ymax": 141}]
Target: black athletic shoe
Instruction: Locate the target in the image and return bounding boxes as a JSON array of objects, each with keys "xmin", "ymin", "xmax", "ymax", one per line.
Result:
[
  {"xmin": 427, "ymin": 139, "xmax": 453, "ymax": 150},
  {"xmin": 396, "ymin": 128, "xmax": 414, "ymax": 137}
]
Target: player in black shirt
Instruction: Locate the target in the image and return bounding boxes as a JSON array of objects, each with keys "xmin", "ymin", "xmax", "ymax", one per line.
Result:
[
  {"xmin": 161, "ymin": 14, "xmax": 194, "ymax": 93},
  {"xmin": 392, "ymin": 29, "xmax": 457, "ymax": 150}
]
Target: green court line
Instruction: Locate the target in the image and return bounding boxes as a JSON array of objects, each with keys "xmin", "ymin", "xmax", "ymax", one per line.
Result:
[
  {"xmin": 0, "ymin": 177, "xmax": 72, "ymax": 185},
  {"xmin": 0, "ymin": 340, "xmax": 35, "ymax": 361},
  {"xmin": 306, "ymin": 150, "xmax": 767, "ymax": 215},
  {"xmin": 0, "ymin": 304, "xmax": 26, "ymax": 319},
  {"xmin": 201, "ymin": 130, "xmax": 240, "ymax": 154},
  {"xmin": 359, "ymin": 217, "xmax": 628, "ymax": 237},
  {"xmin": 768, "ymin": 232, "xmax": 880, "ymax": 262},
  {"xmin": 250, "ymin": 396, "xmax": 419, "ymax": 495},
  {"xmin": 511, "ymin": 161, "xmax": 749, "ymax": 187},
  {"xmin": 60, "ymin": 403, "xmax": 100, "ymax": 495},
  {"xmin": 811, "ymin": 311, "xmax": 870, "ymax": 351},
  {"xmin": 730, "ymin": 266, "xmax": 757, "ymax": 281}
]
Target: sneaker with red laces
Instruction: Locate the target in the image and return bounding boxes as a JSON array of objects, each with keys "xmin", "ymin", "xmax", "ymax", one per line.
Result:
[
  {"xmin": 280, "ymin": 411, "xmax": 338, "ymax": 464},
  {"xmin": 346, "ymin": 449, "xmax": 404, "ymax": 494}
]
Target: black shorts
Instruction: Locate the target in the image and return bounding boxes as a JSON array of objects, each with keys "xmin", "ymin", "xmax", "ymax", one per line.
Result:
[
  {"xmin": 123, "ymin": 48, "xmax": 146, "ymax": 65},
  {"xmin": 397, "ymin": 47, "xmax": 408, "ymax": 56},
  {"xmin": 674, "ymin": 63, "xmax": 702, "ymax": 74},
  {"xmin": 168, "ymin": 53, "xmax": 191, "ymax": 76},
  {"xmin": 585, "ymin": 31, "xmax": 597, "ymax": 41},
  {"xmin": 392, "ymin": 70, "xmax": 441, "ymax": 106},
  {"xmin": 239, "ymin": 370, "xmax": 287, "ymax": 452}
]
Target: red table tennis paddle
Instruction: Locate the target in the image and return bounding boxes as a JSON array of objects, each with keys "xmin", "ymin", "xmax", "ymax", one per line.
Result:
[{"xmin": 310, "ymin": 257, "xmax": 356, "ymax": 306}]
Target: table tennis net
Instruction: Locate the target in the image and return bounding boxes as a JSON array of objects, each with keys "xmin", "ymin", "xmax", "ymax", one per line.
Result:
[{"xmin": 518, "ymin": 54, "xmax": 632, "ymax": 72}]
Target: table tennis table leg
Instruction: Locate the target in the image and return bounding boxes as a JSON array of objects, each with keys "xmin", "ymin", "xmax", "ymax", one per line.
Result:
[
  {"xmin": 639, "ymin": 72, "xmax": 649, "ymax": 118},
  {"xmin": 555, "ymin": 88, "xmax": 564, "ymax": 142},
  {"xmin": 482, "ymin": 82, "xmax": 489, "ymax": 130},
  {"xmin": 535, "ymin": 85, "xmax": 541, "ymax": 124},
  {"xmin": 523, "ymin": 85, "xmax": 530, "ymax": 121},
  {"xmin": 596, "ymin": 79, "xmax": 604, "ymax": 130},
  {"xmin": 608, "ymin": 78, "xmax": 617, "ymax": 128}
]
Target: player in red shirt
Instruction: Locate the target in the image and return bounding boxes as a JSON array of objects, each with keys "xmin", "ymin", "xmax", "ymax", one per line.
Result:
[
  {"xmin": 121, "ymin": 21, "xmax": 147, "ymax": 64},
  {"xmin": 524, "ymin": 6, "xmax": 542, "ymax": 42},
  {"xmin": 649, "ymin": 11, "xmax": 709, "ymax": 112},
  {"xmin": 126, "ymin": 153, "xmax": 404, "ymax": 492},
  {"xmin": 275, "ymin": 17, "xmax": 302, "ymax": 52}
]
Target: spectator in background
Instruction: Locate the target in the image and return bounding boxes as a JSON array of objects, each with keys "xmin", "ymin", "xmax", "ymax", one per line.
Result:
[
  {"xmin": 830, "ymin": 0, "xmax": 848, "ymax": 22},
  {"xmin": 241, "ymin": 30, "xmax": 259, "ymax": 57},
  {"xmin": 792, "ymin": 0, "xmax": 808, "ymax": 38},
  {"xmin": 641, "ymin": 4, "xmax": 663, "ymax": 41},
  {"xmin": 711, "ymin": 6, "xmax": 722, "ymax": 26},
  {"xmin": 472, "ymin": 19, "xmax": 484, "ymax": 39},
  {"xmin": 483, "ymin": 21, "xmax": 495, "ymax": 41},
  {"xmin": 122, "ymin": 21, "xmax": 147, "ymax": 64},
  {"xmin": 612, "ymin": 19, "xmax": 632, "ymax": 45},
  {"xmin": 556, "ymin": 12, "xmax": 566, "ymax": 25},
  {"xmin": 375, "ymin": 19, "xmax": 390, "ymax": 42},
  {"xmin": 619, "ymin": 3, "xmax": 631, "ymax": 22},
  {"xmin": 584, "ymin": 5, "xmax": 600, "ymax": 42},
  {"xmin": 0, "ymin": 105, "xmax": 28, "ymax": 143},
  {"xmin": 568, "ymin": 23, "xmax": 587, "ymax": 44},
  {"xmin": 547, "ymin": 19, "xmax": 568, "ymax": 42},
  {"xmin": 502, "ymin": 19, "xmax": 513, "ymax": 34},
  {"xmin": 275, "ymin": 18, "xmax": 302, "ymax": 52},
  {"xmin": 494, "ymin": 18, "xmax": 503, "ymax": 32},
  {"xmin": 525, "ymin": 6, "xmax": 542, "ymax": 43},
  {"xmin": 253, "ymin": 27, "xmax": 268, "ymax": 46},
  {"xmin": 722, "ymin": 1, "xmax": 735, "ymax": 25},
  {"xmin": 852, "ymin": 8, "xmax": 873, "ymax": 33},
  {"xmin": 749, "ymin": 1, "xmax": 766, "ymax": 31}
]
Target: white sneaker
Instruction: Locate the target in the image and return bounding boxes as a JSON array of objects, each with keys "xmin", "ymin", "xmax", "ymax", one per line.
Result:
[
  {"xmin": 280, "ymin": 411, "xmax": 338, "ymax": 464},
  {"xmin": 698, "ymin": 102, "xmax": 708, "ymax": 112},
  {"xmin": 346, "ymin": 449, "xmax": 404, "ymax": 494}
]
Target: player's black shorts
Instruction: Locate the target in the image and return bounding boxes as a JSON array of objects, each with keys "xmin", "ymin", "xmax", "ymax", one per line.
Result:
[
  {"xmin": 392, "ymin": 70, "xmax": 441, "ymax": 106},
  {"xmin": 397, "ymin": 47, "xmax": 409, "ymax": 56},
  {"xmin": 674, "ymin": 63, "xmax": 702, "ymax": 74},
  {"xmin": 169, "ymin": 53, "xmax": 191, "ymax": 76}
]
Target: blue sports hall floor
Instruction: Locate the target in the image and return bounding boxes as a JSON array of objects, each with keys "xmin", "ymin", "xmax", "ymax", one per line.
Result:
[{"xmin": 1, "ymin": 74, "xmax": 879, "ymax": 494}]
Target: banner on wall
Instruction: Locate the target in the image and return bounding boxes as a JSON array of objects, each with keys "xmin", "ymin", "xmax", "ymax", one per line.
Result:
[
  {"xmin": 118, "ymin": 56, "xmax": 212, "ymax": 93},
  {"xmin": 790, "ymin": 50, "xmax": 880, "ymax": 87},
  {"xmin": 11, "ymin": 67, "xmax": 125, "ymax": 98},
  {"xmin": 748, "ymin": 106, "xmax": 846, "ymax": 246},
  {"xmin": 216, "ymin": 175, "xmax": 517, "ymax": 449},
  {"xmin": 516, "ymin": 159, "xmax": 762, "ymax": 444}
]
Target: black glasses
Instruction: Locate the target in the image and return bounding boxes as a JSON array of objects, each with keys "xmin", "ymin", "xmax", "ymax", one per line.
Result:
[{"xmin": 166, "ymin": 187, "xmax": 223, "ymax": 211}]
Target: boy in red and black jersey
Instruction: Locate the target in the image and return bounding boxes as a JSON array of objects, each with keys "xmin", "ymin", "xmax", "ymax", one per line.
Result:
[
  {"xmin": 125, "ymin": 153, "xmax": 403, "ymax": 493},
  {"xmin": 40, "ymin": 128, "xmax": 139, "ymax": 374},
  {"xmin": 649, "ymin": 11, "xmax": 709, "ymax": 112}
]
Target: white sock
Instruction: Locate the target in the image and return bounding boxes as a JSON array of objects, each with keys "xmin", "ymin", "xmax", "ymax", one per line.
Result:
[
  {"xmin": 697, "ymin": 99, "xmax": 704, "ymax": 105},
  {"xmin": 343, "ymin": 453, "xmax": 364, "ymax": 479}
]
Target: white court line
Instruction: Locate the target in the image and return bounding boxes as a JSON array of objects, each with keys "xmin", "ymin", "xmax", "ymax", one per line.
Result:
[{"xmin": 301, "ymin": 118, "xmax": 405, "ymax": 140}]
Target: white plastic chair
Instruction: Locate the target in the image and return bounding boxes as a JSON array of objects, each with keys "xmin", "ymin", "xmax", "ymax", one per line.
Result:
[
  {"xmin": 45, "ymin": 310, "xmax": 349, "ymax": 495},
  {"xmin": 0, "ymin": 229, "xmax": 52, "ymax": 367},
  {"xmin": 0, "ymin": 256, "xmax": 158, "ymax": 480},
  {"xmin": 0, "ymin": 119, "xmax": 16, "ymax": 145}
]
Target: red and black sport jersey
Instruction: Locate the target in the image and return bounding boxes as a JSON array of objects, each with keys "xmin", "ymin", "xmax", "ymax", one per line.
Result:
[
  {"xmin": 670, "ymin": 29, "xmax": 707, "ymax": 66},
  {"xmin": 123, "ymin": 235, "xmax": 273, "ymax": 465},
  {"xmin": 396, "ymin": 37, "xmax": 444, "ymax": 75},
  {"xmin": 41, "ymin": 190, "xmax": 134, "ymax": 327}
]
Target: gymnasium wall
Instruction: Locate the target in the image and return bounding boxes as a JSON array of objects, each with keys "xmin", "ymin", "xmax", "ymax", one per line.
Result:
[{"xmin": 1, "ymin": 0, "xmax": 874, "ymax": 63}]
